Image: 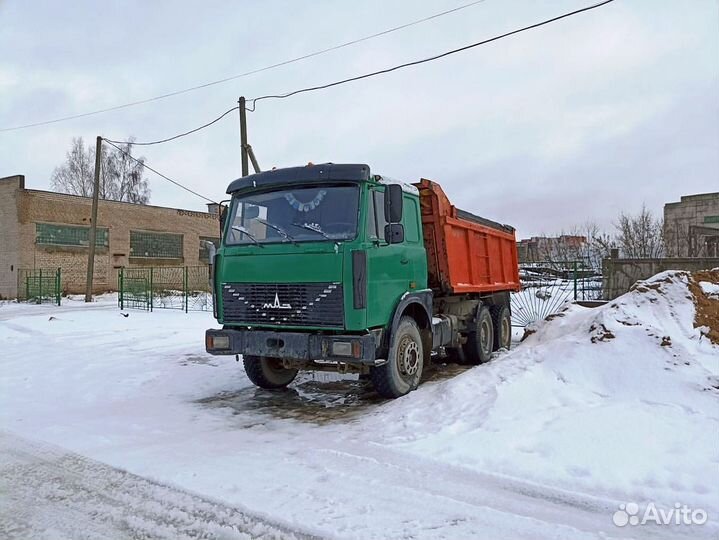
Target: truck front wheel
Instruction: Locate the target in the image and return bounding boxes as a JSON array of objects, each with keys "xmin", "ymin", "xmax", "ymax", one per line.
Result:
[
  {"xmin": 371, "ymin": 317, "xmax": 424, "ymax": 398},
  {"xmin": 243, "ymin": 355, "xmax": 298, "ymax": 389}
]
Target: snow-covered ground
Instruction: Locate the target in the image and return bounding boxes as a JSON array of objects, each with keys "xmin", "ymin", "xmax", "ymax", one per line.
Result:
[{"xmin": 1, "ymin": 272, "xmax": 717, "ymax": 539}]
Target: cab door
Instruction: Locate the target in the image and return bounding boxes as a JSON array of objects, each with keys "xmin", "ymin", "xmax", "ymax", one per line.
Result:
[
  {"xmin": 401, "ymin": 194, "xmax": 428, "ymax": 291},
  {"xmin": 365, "ymin": 187, "xmax": 416, "ymax": 328}
]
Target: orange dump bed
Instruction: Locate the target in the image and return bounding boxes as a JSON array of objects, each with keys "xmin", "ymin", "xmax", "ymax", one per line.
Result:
[{"xmin": 415, "ymin": 178, "xmax": 520, "ymax": 295}]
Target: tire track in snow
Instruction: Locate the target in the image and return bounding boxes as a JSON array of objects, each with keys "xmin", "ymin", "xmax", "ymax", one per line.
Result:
[
  {"xmin": 304, "ymin": 443, "xmax": 710, "ymax": 540},
  {"xmin": 0, "ymin": 432, "xmax": 323, "ymax": 540}
]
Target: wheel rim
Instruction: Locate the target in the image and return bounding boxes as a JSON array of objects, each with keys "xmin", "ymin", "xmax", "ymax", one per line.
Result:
[
  {"xmin": 502, "ymin": 317, "xmax": 510, "ymax": 347},
  {"xmin": 397, "ymin": 336, "xmax": 420, "ymax": 377},
  {"xmin": 265, "ymin": 358, "xmax": 287, "ymax": 374},
  {"xmin": 480, "ymin": 318, "xmax": 491, "ymax": 353}
]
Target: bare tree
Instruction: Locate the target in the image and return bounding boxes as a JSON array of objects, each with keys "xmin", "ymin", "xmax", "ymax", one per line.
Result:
[
  {"xmin": 615, "ymin": 205, "xmax": 664, "ymax": 258},
  {"xmin": 579, "ymin": 221, "xmax": 616, "ymax": 268},
  {"xmin": 50, "ymin": 137, "xmax": 94, "ymax": 197},
  {"xmin": 50, "ymin": 137, "xmax": 150, "ymax": 204},
  {"xmin": 102, "ymin": 138, "xmax": 150, "ymax": 204}
]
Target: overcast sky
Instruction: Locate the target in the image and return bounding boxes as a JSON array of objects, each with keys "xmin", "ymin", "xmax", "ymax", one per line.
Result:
[{"xmin": 1, "ymin": 0, "xmax": 717, "ymax": 238}]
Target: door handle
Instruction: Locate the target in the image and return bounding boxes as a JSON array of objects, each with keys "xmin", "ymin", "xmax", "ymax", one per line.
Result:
[{"xmin": 400, "ymin": 257, "xmax": 409, "ymax": 265}]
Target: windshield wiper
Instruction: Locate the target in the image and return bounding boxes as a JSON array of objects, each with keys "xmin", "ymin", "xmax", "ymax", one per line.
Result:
[
  {"xmin": 290, "ymin": 222, "xmax": 331, "ymax": 240},
  {"xmin": 255, "ymin": 218, "xmax": 299, "ymax": 245},
  {"xmin": 231, "ymin": 225, "xmax": 263, "ymax": 247}
]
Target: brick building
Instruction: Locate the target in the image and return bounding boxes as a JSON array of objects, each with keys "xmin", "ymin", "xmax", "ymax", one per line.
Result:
[
  {"xmin": 664, "ymin": 192, "xmax": 719, "ymax": 257},
  {"xmin": 0, "ymin": 174, "xmax": 220, "ymax": 299},
  {"xmin": 516, "ymin": 235, "xmax": 587, "ymax": 263}
]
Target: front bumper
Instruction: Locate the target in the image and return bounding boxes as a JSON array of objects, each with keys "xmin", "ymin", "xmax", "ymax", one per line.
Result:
[{"xmin": 205, "ymin": 328, "xmax": 378, "ymax": 365}]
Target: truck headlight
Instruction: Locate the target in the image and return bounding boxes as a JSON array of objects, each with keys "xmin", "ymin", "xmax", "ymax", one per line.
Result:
[
  {"xmin": 207, "ymin": 334, "xmax": 230, "ymax": 350},
  {"xmin": 332, "ymin": 341, "xmax": 352, "ymax": 357},
  {"xmin": 331, "ymin": 340, "xmax": 362, "ymax": 358}
]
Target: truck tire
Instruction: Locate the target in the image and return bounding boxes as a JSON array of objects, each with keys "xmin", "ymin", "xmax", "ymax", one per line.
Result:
[
  {"xmin": 371, "ymin": 317, "xmax": 423, "ymax": 398},
  {"xmin": 491, "ymin": 304, "xmax": 512, "ymax": 351},
  {"xmin": 462, "ymin": 305, "xmax": 494, "ymax": 364},
  {"xmin": 243, "ymin": 355, "xmax": 298, "ymax": 389}
]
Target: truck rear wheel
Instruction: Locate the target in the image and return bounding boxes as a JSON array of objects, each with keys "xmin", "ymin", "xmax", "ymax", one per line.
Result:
[
  {"xmin": 462, "ymin": 305, "xmax": 494, "ymax": 364},
  {"xmin": 491, "ymin": 304, "xmax": 512, "ymax": 351},
  {"xmin": 243, "ymin": 355, "xmax": 298, "ymax": 389},
  {"xmin": 371, "ymin": 317, "xmax": 423, "ymax": 398}
]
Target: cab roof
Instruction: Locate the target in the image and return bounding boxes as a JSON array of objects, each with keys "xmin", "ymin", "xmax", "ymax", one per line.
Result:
[{"xmin": 226, "ymin": 163, "xmax": 370, "ymax": 194}]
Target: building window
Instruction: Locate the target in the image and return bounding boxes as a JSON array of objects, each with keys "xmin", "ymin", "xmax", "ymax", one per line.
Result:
[
  {"xmin": 36, "ymin": 223, "xmax": 109, "ymax": 248},
  {"xmin": 130, "ymin": 231, "xmax": 183, "ymax": 259},
  {"xmin": 199, "ymin": 236, "xmax": 220, "ymax": 262}
]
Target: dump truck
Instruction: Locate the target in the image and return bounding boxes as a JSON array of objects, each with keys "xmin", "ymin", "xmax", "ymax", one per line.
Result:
[{"xmin": 206, "ymin": 163, "xmax": 520, "ymax": 398}]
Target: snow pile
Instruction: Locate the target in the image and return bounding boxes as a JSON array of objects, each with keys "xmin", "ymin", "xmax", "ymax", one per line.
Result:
[
  {"xmin": 369, "ymin": 270, "xmax": 719, "ymax": 515},
  {"xmin": 700, "ymin": 281, "xmax": 719, "ymax": 298}
]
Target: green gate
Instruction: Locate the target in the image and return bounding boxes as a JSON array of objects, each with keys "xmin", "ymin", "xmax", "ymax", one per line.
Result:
[
  {"xmin": 18, "ymin": 268, "xmax": 61, "ymax": 305},
  {"xmin": 118, "ymin": 268, "xmax": 152, "ymax": 310},
  {"xmin": 118, "ymin": 266, "xmax": 212, "ymax": 312}
]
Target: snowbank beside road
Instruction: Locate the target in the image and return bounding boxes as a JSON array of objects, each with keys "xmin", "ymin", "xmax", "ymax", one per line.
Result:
[{"xmin": 368, "ymin": 270, "xmax": 719, "ymax": 516}]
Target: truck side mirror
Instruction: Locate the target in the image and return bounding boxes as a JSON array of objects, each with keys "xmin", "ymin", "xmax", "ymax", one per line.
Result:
[
  {"xmin": 219, "ymin": 205, "xmax": 227, "ymax": 236},
  {"xmin": 384, "ymin": 184, "xmax": 403, "ymax": 223},
  {"xmin": 384, "ymin": 223, "xmax": 405, "ymax": 244},
  {"xmin": 200, "ymin": 241, "xmax": 217, "ymax": 285},
  {"xmin": 218, "ymin": 199, "xmax": 231, "ymax": 237}
]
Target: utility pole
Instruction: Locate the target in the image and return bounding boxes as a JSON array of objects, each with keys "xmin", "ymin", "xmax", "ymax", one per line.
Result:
[
  {"xmin": 84, "ymin": 136, "xmax": 102, "ymax": 302},
  {"xmin": 239, "ymin": 96, "xmax": 249, "ymax": 177},
  {"xmin": 247, "ymin": 144, "xmax": 261, "ymax": 174}
]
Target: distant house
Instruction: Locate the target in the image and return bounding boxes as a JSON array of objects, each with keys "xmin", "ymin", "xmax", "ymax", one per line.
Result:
[{"xmin": 516, "ymin": 235, "xmax": 586, "ymax": 264}]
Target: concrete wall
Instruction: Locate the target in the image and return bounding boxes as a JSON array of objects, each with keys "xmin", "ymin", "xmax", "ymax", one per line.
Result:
[
  {"xmin": 0, "ymin": 175, "xmax": 23, "ymax": 298},
  {"xmin": 1, "ymin": 181, "xmax": 221, "ymax": 297},
  {"xmin": 602, "ymin": 257, "xmax": 719, "ymax": 299},
  {"xmin": 664, "ymin": 192, "xmax": 719, "ymax": 257}
]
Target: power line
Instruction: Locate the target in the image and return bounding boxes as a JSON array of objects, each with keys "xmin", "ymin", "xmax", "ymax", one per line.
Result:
[
  {"xmin": 101, "ymin": 138, "xmax": 218, "ymax": 203},
  {"xmin": 102, "ymin": 0, "xmax": 616, "ymax": 148},
  {"xmin": 0, "ymin": 0, "xmax": 488, "ymax": 133},
  {"xmin": 104, "ymin": 106, "xmax": 238, "ymax": 146},
  {"xmin": 247, "ymin": 0, "xmax": 616, "ymax": 110}
]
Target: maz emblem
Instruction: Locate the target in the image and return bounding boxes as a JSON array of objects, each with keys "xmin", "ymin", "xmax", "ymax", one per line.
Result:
[{"xmin": 263, "ymin": 293, "xmax": 292, "ymax": 310}]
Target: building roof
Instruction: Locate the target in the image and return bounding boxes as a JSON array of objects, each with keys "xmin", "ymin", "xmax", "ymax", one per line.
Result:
[
  {"xmin": 226, "ymin": 163, "xmax": 370, "ymax": 194},
  {"xmin": 0, "ymin": 173, "xmax": 215, "ymax": 216},
  {"xmin": 664, "ymin": 192, "xmax": 719, "ymax": 207}
]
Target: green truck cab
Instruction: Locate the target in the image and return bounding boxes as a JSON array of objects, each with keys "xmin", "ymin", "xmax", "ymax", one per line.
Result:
[{"xmin": 206, "ymin": 163, "xmax": 520, "ymax": 398}]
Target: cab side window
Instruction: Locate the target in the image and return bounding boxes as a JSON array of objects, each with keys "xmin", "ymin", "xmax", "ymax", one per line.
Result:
[
  {"xmin": 404, "ymin": 198, "xmax": 420, "ymax": 243},
  {"xmin": 366, "ymin": 189, "xmax": 388, "ymax": 240}
]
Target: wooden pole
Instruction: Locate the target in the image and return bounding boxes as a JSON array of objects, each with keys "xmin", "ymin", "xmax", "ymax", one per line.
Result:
[
  {"xmin": 239, "ymin": 97, "xmax": 249, "ymax": 177},
  {"xmin": 84, "ymin": 136, "xmax": 102, "ymax": 302}
]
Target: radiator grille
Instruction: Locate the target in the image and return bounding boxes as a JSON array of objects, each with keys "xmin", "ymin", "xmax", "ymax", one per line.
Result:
[{"xmin": 222, "ymin": 282, "xmax": 344, "ymax": 327}]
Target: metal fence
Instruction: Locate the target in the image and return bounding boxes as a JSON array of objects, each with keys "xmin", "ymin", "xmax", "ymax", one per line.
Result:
[
  {"xmin": 17, "ymin": 268, "xmax": 62, "ymax": 305},
  {"xmin": 511, "ymin": 260, "xmax": 602, "ymax": 327},
  {"xmin": 116, "ymin": 261, "xmax": 604, "ymax": 325},
  {"xmin": 118, "ymin": 266, "xmax": 212, "ymax": 312}
]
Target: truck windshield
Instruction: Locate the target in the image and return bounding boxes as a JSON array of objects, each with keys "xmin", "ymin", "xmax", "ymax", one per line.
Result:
[{"xmin": 225, "ymin": 185, "xmax": 359, "ymax": 245}]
